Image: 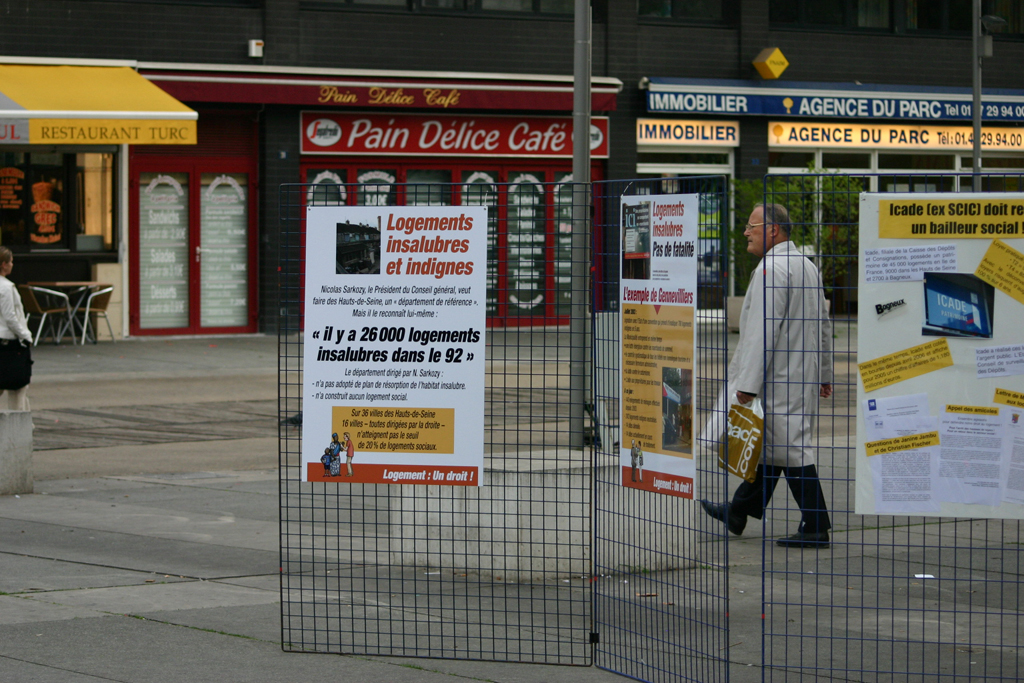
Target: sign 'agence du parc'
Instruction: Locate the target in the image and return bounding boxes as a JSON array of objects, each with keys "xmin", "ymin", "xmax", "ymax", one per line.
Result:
[{"xmin": 300, "ymin": 112, "xmax": 610, "ymax": 158}]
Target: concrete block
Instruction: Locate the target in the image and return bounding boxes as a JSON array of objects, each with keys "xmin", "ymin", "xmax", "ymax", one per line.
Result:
[
  {"xmin": 388, "ymin": 464, "xmax": 694, "ymax": 581},
  {"xmin": 0, "ymin": 410, "xmax": 33, "ymax": 495}
]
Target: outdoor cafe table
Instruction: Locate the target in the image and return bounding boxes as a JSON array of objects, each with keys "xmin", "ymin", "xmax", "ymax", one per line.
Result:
[{"xmin": 28, "ymin": 281, "xmax": 113, "ymax": 343}]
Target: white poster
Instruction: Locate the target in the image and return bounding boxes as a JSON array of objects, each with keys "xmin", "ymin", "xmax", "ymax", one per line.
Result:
[
  {"xmin": 1003, "ymin": 408, "xmax": 1024, "ymax": 506},
  {"xmin": 619, "ymin": 194, "xmax": 699, "ymax": 497},
  {"xmin": 864, "ymin": 415, "xmax": 941, "ymax": 515},
  {"xmin": 856, "ymin": 193, "xmax": 1024, "ymax": 519},
  {"xmin": 301, "ymin": 205, "xmax": 487, "ymax": 485},
  {"xmin": 935, "ymin": 407, "xmax": 1005, "ymax": 506}
]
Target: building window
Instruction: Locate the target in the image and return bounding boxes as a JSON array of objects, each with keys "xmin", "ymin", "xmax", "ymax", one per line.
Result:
[
  {"xmin": 0, "ymin": 151, "xmax": 116, "ymax": 252},
  {"xmin": 821, "ymin": 152, "xmax": 872, "ymax": 169},
  {"xmin": 481, "ymin": 0, "xmax": 573, "ymax": 12},
  {"xmin": 637, "ymin": 152, "xmax": 730, "ymax": 165},
  {"xmin": 905, "ymin": 0, "xmax": 1024, "ymax": 34},
  {"xmin": 905, "ymin": 0, "xmax": 970, "ymax": 31},
  {"xmin": 770, "ymin": 0, "xmax": 891, "ymax": 29},
  {"xmin": 638, "ymin": 0, "xmax": 730, "ymax": 22},
  {"xmin": 877, "ymin": 153, "xmax": 956, "ymax": 170},
  {"xmin": 988, "ymin": 0, "xmax": 1024, "ymax": 34},
  {"xmin": 331, "ymin": 0, "xmax": 574, "ymax": 12},
  {"xmin": 118, "ymin": 0, "xmax": 258, "ymax": 5}
]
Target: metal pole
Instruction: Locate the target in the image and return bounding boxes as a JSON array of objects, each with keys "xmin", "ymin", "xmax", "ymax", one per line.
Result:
[
  {"xmin": 570, "ymin": 0, "xmax": 591, "ymax": 449},
  {"xmin": 972, "ymin": 0, "xmax": 982, "ymax": 177}
]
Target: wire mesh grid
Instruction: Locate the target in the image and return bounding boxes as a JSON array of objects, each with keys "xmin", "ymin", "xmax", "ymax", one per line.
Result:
[
  {"xmin": 590, "ymin": 176, "xmax": 732, "ymax": 683},
  {"xmin": 759, "ymin": 173, "xmax": 1024, "ymax": 682},
  {"xmin": 278, "ymin": 180, "xmax": 594, "ymax": 663}
]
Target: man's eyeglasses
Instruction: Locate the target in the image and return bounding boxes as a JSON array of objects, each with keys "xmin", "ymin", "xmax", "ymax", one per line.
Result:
[{"xmin": 744, "ymin": 222, "xmax": 765, "ymax": 231}]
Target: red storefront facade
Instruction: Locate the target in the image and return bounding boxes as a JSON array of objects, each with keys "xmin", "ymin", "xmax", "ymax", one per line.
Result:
[
  {"xmin": 137, "ymin": 63, "xmax": 621, "ymax": 330},
  {"xmin": 298, "ymin": 111, "xmax": 609, "ymax": 322}
]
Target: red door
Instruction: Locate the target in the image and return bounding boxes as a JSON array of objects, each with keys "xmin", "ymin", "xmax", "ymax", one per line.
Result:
[{"xmin": 129, "ymin": 157, "xmax": 258, "ymax": 335}]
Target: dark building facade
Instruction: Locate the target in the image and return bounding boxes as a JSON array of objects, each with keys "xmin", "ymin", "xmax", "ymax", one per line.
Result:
[{"xmin": 2, "ymin": 0, "xmax": 1022, "ymax": 334}]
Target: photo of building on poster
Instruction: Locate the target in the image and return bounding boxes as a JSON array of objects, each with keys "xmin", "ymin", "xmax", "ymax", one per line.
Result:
[
  {"xmin": 619, "ymin": 194, "xmax": 699, "ymax": 498},
  {"xmin": 855, "ymin": 193, "xmax": 1024, "ymax": 520},
  {"xmin": 301, "ymin": 205, "xmax": 487, "ymax": 485}
]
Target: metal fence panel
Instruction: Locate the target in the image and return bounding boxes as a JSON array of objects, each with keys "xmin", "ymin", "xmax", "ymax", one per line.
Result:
[
  {"xmin": 759, "ymin": 173, "xmax": 1024, "ymax": 683},
  {"xmin": 591, "ymin": 176, "xmax": 732, "ymax": 683},
  {"xmin": 278, "ymin": 181, "xmax": 593, "ymax": 663}
]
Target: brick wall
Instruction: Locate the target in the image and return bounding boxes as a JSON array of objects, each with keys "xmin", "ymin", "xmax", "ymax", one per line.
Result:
[
  {"xmin": 259, "ymin": 107, "xmax": 301, "ymax": 332},
  {"xmin": 0, "ymin": 0, "xmax": 260, "ymax": 63}
]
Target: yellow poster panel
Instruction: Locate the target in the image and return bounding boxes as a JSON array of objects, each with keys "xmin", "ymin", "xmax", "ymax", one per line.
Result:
[
  {"xmin": 945, "ymin": 404, "xmax": 1000, "ymax": 416},
  {"xmin": 858, "ymin": 338, "xmax": 953, "ymax": 392},
  {"xmin": 879, "ymin": 199, "xmax": 1024, "ymax": 239},
  {"xmin": 994, "ymin": 387, "xmax": 1024, "ymax": 409},
  {"xmin": 332, "ymin": 406, "xmax": 455, "ymax": 454},
  {"xmin": 975, "ymin": 239, "xmax": 1024, "ymax": 306},
  {"xmin": 865, "ymin": 431, "xmax": 940, "ymax": 457},
  {"xmin": 621, "ymin": 303, "xmax": 694, "ymax": 458}
]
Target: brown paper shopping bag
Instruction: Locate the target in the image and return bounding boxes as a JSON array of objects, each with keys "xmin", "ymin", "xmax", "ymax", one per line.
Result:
[{"xmin": 717, "ymin": 398, "xmax": 764, "ymax": 483}]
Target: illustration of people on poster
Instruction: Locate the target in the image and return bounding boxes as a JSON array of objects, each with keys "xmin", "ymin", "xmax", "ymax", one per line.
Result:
[
  {"xmin": 856, "ymin": 193, "xmax": 1024, "ymax": 520},
  {"xmin": 619, "ymin": 194, "xmax": 698, "ymax": 497},
  {"xmin": 301, "ymin": 205, "xmax": 487, "ymax": 485}
]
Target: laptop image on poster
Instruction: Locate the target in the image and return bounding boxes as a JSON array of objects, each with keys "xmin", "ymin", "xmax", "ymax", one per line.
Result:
[{"xmin": 922, "ymin": 272, "xmax": 994, "ymax": 339}]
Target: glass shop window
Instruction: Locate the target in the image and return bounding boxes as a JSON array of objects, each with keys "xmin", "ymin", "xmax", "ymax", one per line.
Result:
[{"xmin": 0, "ymin": 151, "xmax": 116, "ymax": 252}]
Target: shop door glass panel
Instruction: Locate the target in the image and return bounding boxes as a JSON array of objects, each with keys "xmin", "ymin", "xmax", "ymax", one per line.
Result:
[
  {"xmin": 460, "ymin": 171, "xmax": 499, "ymax": 317},
  {"xmin": 306, "ymin": 168, "xmax": 348, "ymax": 206},
  {"xmin": 138, "ymin": 172, "xmax": 190, "ymax": 329},
  {"xmin": 554, "ymin": 173, "xmax": 575, "ymax": 316},
  {"xmin": 357, "ymin": 169, "xmax": 396, "ymax": 206},
  {"xmin": 406, "ymin": 169, "xmax": 452, "ymax": 206},
  {"xmin": 200, "ymin": 173, "xmax": 249, "ymax": 328},
  {"xmin": 506, "ymin": 172, "xmax": 546, "ymax": 317}
]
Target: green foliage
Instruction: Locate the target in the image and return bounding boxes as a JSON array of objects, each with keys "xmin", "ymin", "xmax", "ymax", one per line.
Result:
[
  {"xmin": 729, "ymin": 177, "xmax": 765, "ymax": 297},
  {"xmin": 730, "ymin": 169, "xmax": 864, "ymax": 299}
]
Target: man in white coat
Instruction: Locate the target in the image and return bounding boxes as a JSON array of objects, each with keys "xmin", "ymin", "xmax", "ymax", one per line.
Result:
[{"xmin": 701, "ymin": 203, "xmax": 834, "ymax": 548}]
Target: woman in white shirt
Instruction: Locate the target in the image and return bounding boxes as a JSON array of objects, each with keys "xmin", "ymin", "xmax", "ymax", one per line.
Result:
[{"xmin": 0, "ymin": 246, "xmax": 33, "ymax": 410}]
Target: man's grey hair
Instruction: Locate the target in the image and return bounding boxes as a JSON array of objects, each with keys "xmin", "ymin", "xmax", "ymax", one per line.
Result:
[{"xmin": 755, "ymin": 202, "xmax": 791, "ymax": 236}]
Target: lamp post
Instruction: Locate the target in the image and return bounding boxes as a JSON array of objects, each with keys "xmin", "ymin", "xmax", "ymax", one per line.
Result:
[
  {"xmin": 972, "ymin": 2, "xmax": 1007, "ymax": 178},
  {"xmin": 569, "ymin": 0, "xmax": 591, "ymax": 448}
]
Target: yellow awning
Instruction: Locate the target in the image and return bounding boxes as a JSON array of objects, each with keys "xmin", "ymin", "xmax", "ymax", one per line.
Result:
[{"xmin": 0, "ymin": 65, "xmax": 196, "ymax": 145}]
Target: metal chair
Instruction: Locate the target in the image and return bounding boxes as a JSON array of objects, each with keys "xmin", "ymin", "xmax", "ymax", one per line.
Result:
[
  {"xmin": 17, "ymin": 285, "xmax": 75, "ymax": 345},
  {"xmin": 76, "ymin": 285, "xmax": 115, "ymax": 344}
]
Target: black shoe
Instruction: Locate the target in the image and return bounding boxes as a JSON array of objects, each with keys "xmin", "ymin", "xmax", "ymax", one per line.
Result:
[
  {"xmin": 776, "ymin": 531, "xmax": 830, "ymax": 548},
  {"xmin": 700, "ymin": 500, "xmax": 746, "ymax": 536}
]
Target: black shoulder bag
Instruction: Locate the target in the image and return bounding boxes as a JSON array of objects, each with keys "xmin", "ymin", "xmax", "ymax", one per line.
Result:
[{"xmin": 0, "ymin": 338, "xmax": 32, "ymax": 391}]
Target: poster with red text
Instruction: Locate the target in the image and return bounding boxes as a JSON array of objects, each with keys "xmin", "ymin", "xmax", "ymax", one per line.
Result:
[
  {"xmin": 301, "ymin": 205, "xmax": 487, "ymax": 485},
  {"xmin": 619, "ymin": 194, "xmax": 698, "ymax": 497}
]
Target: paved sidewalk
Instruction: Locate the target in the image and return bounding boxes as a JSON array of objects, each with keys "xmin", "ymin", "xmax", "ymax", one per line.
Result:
[
  {"xmin": 4, "ymin": 335, "xmax": 632, "ymax": 682},
  {"xmin": 9, "ymin": 325, "xmax": 1009, "ymax": 683},
  {"xmin": 30, "ymin": 334, "xmax": 279, "ymax": 384},
  {"xmin": 26, "ymin": 336, "xmax": 279, "ymax": 480},
  {"xmin": 0, "ymin": 469, "xmax": 630, "ymax": 683}
]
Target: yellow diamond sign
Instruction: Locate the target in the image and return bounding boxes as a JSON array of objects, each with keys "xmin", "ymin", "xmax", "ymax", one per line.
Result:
[{"xmin": 753, "ymin": 47, "xmax": 789, "ymax": 80}]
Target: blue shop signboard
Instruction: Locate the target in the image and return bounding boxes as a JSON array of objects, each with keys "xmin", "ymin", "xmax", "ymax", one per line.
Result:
[{"xmin": 645, "ymin": 78, "xmax": 1024, "ymax": 123}]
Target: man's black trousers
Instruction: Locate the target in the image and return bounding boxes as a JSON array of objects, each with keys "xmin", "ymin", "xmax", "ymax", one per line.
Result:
[{"xmin": 731, "ymin": 464, "xmax": 831, "ymax": 533}]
